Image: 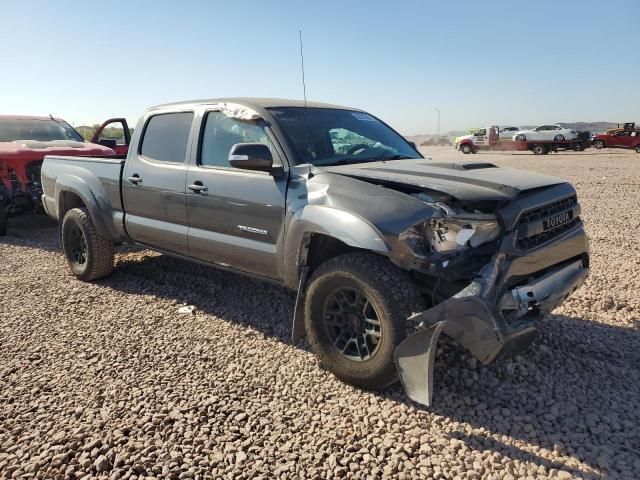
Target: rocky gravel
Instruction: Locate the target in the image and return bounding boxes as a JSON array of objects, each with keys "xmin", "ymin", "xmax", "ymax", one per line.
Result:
[{"xmin": 1, "ymin": 147, "xmax": 639, "ymax": 479}]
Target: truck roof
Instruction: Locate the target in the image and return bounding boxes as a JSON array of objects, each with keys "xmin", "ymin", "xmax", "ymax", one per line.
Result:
[{"xmin": 149, "ymin": 97, "xmax": 361, "ymax": 112}]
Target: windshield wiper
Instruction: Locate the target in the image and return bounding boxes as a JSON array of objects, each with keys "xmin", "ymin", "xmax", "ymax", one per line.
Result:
[
  {"xmin": 318, "ymin": 158, "xmax": 382, "ymax": 166},
  {"xmin": 376, "ymin": 154, "xmax": 416, "ymax": 160}
]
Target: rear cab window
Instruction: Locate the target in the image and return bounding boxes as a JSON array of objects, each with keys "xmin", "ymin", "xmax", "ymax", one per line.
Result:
[{"xmin": 140, "ymin": 112, "xmax": 194, "ymax": 162}]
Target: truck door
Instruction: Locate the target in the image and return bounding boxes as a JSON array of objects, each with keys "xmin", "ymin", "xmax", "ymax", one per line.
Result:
[
  {"xmin": 611, "ymin": 131, "xmax": 630, "ymax": 148},
  {"xmin": 122, "ymin": 111, "xmax": 194, "ymax": 253},
  {"xmin": 91, "ymin": 118, "xmax": 131, "ymax": 155},
  {"xmin": 185, "ymin": 109, "xmax": 287, "ymax": 280},
  {"xmin": 474, "ymin": 128, "xmax": 487, "ymax": 146}
]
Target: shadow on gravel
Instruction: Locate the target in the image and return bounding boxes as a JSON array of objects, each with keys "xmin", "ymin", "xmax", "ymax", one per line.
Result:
[
  {"xmin": 0, "ymin": 214, "xmax": 60, "ymax": 253},
  {"xmin": 96, "ymin": 253, "xmax": 640, "ymax": 479},
  {"xmin": 395, "ymin": 315, "xmax": 640, "ymax": 479},
  {"xmin": 105, "ymin": 251, "xmax": 298, "ymax": 342}
]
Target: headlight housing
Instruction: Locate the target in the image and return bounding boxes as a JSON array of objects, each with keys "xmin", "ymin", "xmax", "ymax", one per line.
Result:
[{"xmin": 424, "ymin": 214, "xmax": 501, "ymax": 253}]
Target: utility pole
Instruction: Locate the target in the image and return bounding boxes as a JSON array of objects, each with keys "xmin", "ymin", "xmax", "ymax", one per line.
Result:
[{"xmin": 434, "ymin": 108, "xmax": 440, "ymax": 143}]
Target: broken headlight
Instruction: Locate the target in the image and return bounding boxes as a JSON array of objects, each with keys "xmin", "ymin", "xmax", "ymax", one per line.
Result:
[{"xmin": 425, "ymin": 213, "xmax": 501, "ymax": 253}]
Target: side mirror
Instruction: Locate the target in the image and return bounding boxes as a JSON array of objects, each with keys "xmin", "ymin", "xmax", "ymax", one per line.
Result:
[
  {"xmin": 229, "ymin": 143, "xmax": 280, "ymax": 175},
  {"xmin": 98, "ymin": 138, "xmax": 117, "ymax": 149}
]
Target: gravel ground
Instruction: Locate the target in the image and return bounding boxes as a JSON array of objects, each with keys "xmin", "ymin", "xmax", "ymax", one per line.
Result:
[{"xmin": 1, "ymin": 147, "xmax": 639, "ymax": 480}]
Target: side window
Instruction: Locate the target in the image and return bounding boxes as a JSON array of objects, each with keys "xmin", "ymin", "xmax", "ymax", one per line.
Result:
[
  {"xmin": 199, "ymin": 111, "xmax": 273, "ymax": 168},
  {"xmin": 140, "ymin": 112, "xmax": 194, "ymax": 162}
]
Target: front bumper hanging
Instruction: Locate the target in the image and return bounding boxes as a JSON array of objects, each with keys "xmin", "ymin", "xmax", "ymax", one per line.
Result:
[{"xmin": 395, "ymin": 254, "xmax": 589, "ymax": 407}]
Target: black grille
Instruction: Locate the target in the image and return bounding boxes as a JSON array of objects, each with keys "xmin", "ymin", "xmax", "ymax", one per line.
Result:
[{"xmin": 516, "ymin": 195, "xmax": 579, "ymax": 249}]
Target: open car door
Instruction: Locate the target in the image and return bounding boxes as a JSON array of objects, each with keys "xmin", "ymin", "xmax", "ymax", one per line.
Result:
[{"xmin": 91, "ymin": 118, "xmax": 131, "ymax": 155}]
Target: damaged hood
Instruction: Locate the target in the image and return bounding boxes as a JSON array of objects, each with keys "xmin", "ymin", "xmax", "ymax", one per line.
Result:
[
  {"xmin": 0, "ymin": 140, "xmax": 114, "ymax": 162},
  {"xmin": 322, "ymin": 160, "xmax": 566, "ymax": 202}
]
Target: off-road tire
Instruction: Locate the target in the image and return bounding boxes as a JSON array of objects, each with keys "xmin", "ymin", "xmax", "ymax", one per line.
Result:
[
  {"xmin": 61, "ymin": 207, "xmax": 114, "ymax": 281},
  {"xmin": 0, "ymin": 206, "xmax": 7, "ymax": 236},
  {"xmin": 461, "ymin": 143, "xmax": 473, "ymax": 154},
  {"xmin": 594, "ymin": 140, "xmax": 605, "ymax": 149},
  {"xmin": 304, "ymin": 252, "xmax": 426, "ymax": 389}
]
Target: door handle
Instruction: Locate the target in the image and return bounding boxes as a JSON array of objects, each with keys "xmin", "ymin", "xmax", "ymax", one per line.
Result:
[
  {"xmin": 127, "ymin": 174, "xmax": 142, "ymax": 184},
  {"xmin": 188, "ymin": 182, "xmax": 208, "ymax": 193}
]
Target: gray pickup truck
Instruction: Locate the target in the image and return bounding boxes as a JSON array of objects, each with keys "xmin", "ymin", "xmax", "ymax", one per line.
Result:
[{"xmin": 41, "ymin": 98, "xmax": 589, "ymax": 406}]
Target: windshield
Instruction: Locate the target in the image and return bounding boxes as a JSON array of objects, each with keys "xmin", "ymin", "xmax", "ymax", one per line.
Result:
[
  {"xmin": 268, "ymin": 107, "xmax": 420, "ymax": 166},
  {"xmin": 0, "ymin": 118, "xmax": 84, "ymax": 142}
]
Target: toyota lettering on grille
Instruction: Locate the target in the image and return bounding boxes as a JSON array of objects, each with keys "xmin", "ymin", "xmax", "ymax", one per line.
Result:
[{"xmin": 543, "ymin": 211, "xmax": 573, "ymax": 230}]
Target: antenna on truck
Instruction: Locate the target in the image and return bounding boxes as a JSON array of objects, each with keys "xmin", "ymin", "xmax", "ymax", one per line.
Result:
[{"xmin": 299, "ymin": 29, "xmax": 313, "ymax": 178}]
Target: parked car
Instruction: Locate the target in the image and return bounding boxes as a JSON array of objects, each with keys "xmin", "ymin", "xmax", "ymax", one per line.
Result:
[
  {"xmin": 0, "ymin": 115, "xmax": 115, "ymax": 235},
  {"xmin": 513, "ymin": 124, "xmax": 579, "ymax": 142},
  {"xmin": 41, "ymin": 98, "xmax": 589, "ymax": 406},
  {"xmin": 498, "ymin": 126, "xmax": 520, "ymax": 139},
  {"xmin": 593, "ymin": 125, "xmax": 640, "ymax": 153}
]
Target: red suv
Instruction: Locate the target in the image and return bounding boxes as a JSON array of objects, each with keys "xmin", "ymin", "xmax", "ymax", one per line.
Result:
[{"xmin": 593, "ymin": 124, "xmax": 640, "ymax": 153}]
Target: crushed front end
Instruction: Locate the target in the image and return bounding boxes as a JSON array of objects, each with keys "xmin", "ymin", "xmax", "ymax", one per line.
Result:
[
  {"xmin": 393, "ymin": 183, "xmax": 589, "ymax": 406},
  {"xmin": 0, "ymin": 159, "xmax": 44, "ymax": 215}
]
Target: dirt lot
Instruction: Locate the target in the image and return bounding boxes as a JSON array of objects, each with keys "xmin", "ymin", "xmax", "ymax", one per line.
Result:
[{"xmin": 1, "ymin": 147, "xmax": 639, "ymax": 479}]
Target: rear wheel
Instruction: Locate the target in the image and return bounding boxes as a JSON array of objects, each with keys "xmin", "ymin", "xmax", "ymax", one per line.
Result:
[
  {"xmin": 554, "ymin": 134, "xmax": 565, "ymax": 142},
  {"xmin": 574, "ymin": 142, "xmax": 585, "ymax": 151},
  {"xmin": 461, "ymin": 143, "xmax": 473, "ymax": 154},
  {"xmin": 304, "ymin": 253, "xmax": 425, "ymax": 389},
  {"xmin": 532, "ymin": 144, "xmax": 547, "ymax": 155},
  {"xmin": 61, "ymin": 207, "xmax": 114, "ymax": 281},
  {"xmin": 635, "ymin": 144, "xmax": 640, "ymax": 154},
  {"xmin": 515, "ymin": 134, "xmax": 526, "ymax": 141},
  {"xmin": 595, "ymin": 140, "xmax": 606, "ymax": 149}
]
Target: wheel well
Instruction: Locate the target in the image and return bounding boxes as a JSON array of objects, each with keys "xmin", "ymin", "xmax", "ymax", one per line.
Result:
[
  {"xmin": 59, "ymin": 191, "xmax": 85, "ymax": 219},
  {"xmin": 305, "ymin": 233, "xmax": 363, "ymax": 274}
]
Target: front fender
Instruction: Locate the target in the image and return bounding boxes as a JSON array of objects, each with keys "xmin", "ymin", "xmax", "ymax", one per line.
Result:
[{"xmin": 282, "ymin": 205, "xmax": 389, "ymax": 289}]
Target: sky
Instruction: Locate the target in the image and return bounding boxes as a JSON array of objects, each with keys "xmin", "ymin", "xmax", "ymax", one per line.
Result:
[{"xmin": 1, "ymin": 0, "xmax": 638, "ymax": 135}]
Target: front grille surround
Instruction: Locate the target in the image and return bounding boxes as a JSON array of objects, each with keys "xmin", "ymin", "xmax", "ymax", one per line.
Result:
[{"xmin": 515, "ymin": 195, "xmax": 580, "ymax": 249}]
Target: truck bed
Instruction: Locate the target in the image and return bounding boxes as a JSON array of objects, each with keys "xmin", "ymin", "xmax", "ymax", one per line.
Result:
[{"xmin": 41, "ymin": 155, "xmax": 127, "ymax": 240}]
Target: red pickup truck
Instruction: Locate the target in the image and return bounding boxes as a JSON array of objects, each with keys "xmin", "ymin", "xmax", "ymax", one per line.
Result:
[
  {"xmin": 593, "ymin": 123, "xmax": 640, "ymax": 153},
  {"xmin": 0, "ymin": 115, "xmax": 116, "ymax": 235}
]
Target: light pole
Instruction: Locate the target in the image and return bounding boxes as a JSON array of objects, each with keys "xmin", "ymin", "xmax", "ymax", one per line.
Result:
[{"xmin": 434, "ymin": 108, "xmax": 440, "ymax": 143}]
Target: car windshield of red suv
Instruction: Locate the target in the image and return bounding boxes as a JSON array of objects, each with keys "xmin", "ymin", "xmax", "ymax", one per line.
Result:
[{"xmin": 0, "ymin": 118, "xmax": 84, "ymax": 142}]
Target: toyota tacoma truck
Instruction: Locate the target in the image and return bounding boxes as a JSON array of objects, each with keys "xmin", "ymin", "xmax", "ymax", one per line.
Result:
[{"xmin": 41, "ymin": 98, "xmax": 589, "ymax": 406}]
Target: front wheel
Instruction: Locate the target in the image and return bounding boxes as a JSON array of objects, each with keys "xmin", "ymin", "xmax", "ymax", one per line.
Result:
[
  {"xmin": 304, "ymin": 253, "xmax": 425, "ymax": 389},
  {"xmin": 594, "ymin": 140, "xmax": 605, "ymax": 149},
  {"xmin": 460, "ymin": 143, "xmax": 473, "ymax": 154},
  {"xmin": 515, "ymin": 134, "xmax": 526, "ymax": 141},
  {"xmin": 61, "ymin": 207, "xmax": 114, "ymax": 281},
  {"xmin": 635, "ymin": 144, "xmax": 640, "ymax": 153}
]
